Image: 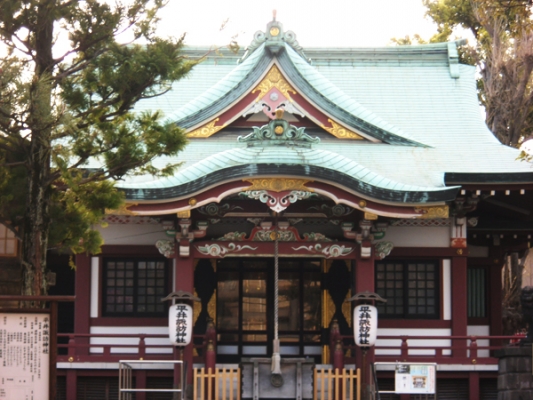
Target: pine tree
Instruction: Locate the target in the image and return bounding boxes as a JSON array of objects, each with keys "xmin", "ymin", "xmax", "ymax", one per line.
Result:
[{"xmin": 0, "ymin": 0, "xmax": 195, "ymax": 296}]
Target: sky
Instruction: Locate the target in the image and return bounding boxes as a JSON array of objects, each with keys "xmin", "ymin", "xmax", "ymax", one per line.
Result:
[{"xmin": 153, "ymin": 0, "xmax": 443, "ymax": 49}]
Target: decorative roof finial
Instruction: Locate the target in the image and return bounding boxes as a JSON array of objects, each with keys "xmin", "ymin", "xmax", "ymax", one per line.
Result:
[{"xmin": 238, "ymin": 17, "xmax": 310, "ymax": 64}]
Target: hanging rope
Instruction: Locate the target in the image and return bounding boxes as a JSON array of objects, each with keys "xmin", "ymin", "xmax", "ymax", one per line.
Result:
[
  {"xmin": 274, "ymin": 226, "xmax": 279, "ymax": 343},
  {"xmin": 271, "ymin": 214, "xmax": 282, "ymax": 377}
]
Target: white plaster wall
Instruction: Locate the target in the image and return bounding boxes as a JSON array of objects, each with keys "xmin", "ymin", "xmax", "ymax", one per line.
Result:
[
  {"xmin": 376, "ymin": 328, "xmax": 452, "ymax": 356},
  {"xmin": 467, "ymin": 325, "xmax": 490, "ymax": 358},
  {"xmin": 442, "ymin": 259, "xmax": 451, "ymax": 320},
  {"xmin": 97, "ymin": 223, "xmax": 168, "ymax": 245},
  {"xmin": 89, "ymin": 326, "xmax": 171, "ymax": 354},
  {"xmin": 381, "ymin": 226, "xmax": 450, "ymax": 247},
  {"xmin": 90, "ymin": 257, "xmax": 99, "ymax": 318}
]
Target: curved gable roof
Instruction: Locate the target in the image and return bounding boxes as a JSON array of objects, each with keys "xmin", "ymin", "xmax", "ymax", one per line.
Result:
[
  {"xmin": 168, "ymin": 36, "xmax": 426, "ymax": 146},
  {"xmin": 168, "ymin": 43, "xmax": 272, "ymax": 130}
]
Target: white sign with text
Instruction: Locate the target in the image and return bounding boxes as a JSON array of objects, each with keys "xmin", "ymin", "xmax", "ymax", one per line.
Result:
[
  {"xmin": 0, "ymin": 313, "xmax": 50, "ymax": 400},
  {"xmin": 395, "ymin": 363, "xmax": 436, "ymax": 394}
]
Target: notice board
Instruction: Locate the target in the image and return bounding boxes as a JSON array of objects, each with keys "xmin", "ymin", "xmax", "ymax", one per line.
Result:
[
  {"xmin": 395, "ymin": 363, "xmax": 436, "ymax": 394},
  {"xmin": 0, "ymin": 313, "xmax": 50, "ymax": 400}
]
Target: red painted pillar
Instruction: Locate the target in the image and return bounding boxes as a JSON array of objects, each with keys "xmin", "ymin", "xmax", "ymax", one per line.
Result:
[
  {"xmin": 68, "ymin": 254, "xmax": 93, "ymax": 400},
  {"xmin": 66, "ymin": 370, "xmax": 77, "ymax": 400},
  {"xmin": 174, "ymin": 252, "xmax": 195, "ymax": 386},
  {"xmin": 74, "ymin": 254, "xmax": 91, "ymax": 357},
  {"xmin": 354, "ymin": 251, "xmax": 376, "ymax": 398},
  {"xmin": 451, "ymin": 254, "xmax": 468, "ymax": 358},
  {"xmin": 469, "ymin": 372, "xmax": 480, "ymax": 400},
  {"xmin": 329, "ymin": 319, "xmax": 340, "ymax": 365},
  {"xmin": 489, "ymin": 249, "xmax": 504, "ymax": 353},
  {"xmin": 136, "ymin": 370, "xmax": 147, "ymax": 400}
]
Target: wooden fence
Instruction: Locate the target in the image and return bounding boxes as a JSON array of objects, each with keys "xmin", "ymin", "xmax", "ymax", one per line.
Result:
[
  {"xmin": 193, "ymin": 367, "xmax": 361, "ymax": 400},
  {"xmin": 314, "ymin": 368, "xmax": 361, "ymax": 400},
  {"xmin": 193, "ymin": 367, "xmax": 241, "ymax": 400}
]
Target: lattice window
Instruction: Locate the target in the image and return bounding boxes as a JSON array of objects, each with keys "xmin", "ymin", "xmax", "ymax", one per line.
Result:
[
  {"xmin": 376, "ymin": 260, "xmax": 439, "ymax": 319},
  {"xmin": 0, "ymin": 224, "xmax": 17, "ymax": 257},
  {"xmin": 467, "ymin": 267, "xmax": 487, "ymax": 319},
  {"xmin": 103, "ymin": 259, "xmax": 168, "ymax": 317}
]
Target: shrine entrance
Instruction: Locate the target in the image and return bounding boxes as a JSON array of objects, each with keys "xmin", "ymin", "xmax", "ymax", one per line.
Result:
[{"xmin": 215, "ymin": 258, "xmax": 323, "ymax": 363}]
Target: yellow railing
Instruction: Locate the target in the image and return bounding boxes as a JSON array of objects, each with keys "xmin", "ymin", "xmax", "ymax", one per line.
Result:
[
  {"xmin": 193, "ymin": 366, "xmax": 360, "ymax": 400},
  {"xmin": 193, "ymin": 367, "xmax": 241, "ymax": 400},
  {"xmin": 314, "ymin": 368, "xmax": 361, "ymax": 400}
]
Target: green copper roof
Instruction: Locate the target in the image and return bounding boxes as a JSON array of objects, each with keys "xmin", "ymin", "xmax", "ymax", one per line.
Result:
[
  {"xmin": 158, "ymin": 22, "xmax": 427, "ymax": 146},
  {"xmin": 123, "ymin": 21, "xmax": 533, "ymax": 205},
  {"xmin": 278, "ymin": 46, "xmax": 426, "ymax": 146},
  {"xmin": 167, "ymin": 43, "xmax": 270, "ymax": 128},
  {"xmin": 120, "ymin": 140, "xmax": 458, "ymax": 203}
]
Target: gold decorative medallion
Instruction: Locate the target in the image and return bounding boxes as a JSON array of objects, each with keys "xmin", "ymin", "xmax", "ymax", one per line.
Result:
[
  {"xmin": 274, "ymin": 126, "xmax": 284, "ymax": 135},
  {"xmin": 244, "ymin": 178, "xmax": 313, "ymax": 192},
  {"xmin": 358, "ymin": 200, "xmax": 367, "ymax": 208},
  {"xmin": 414, "ymin": 205, "xmax": 449, "ymax": 219},
  {"xmin": 187, "ymin": 118, "xmax": 224, "ymax": 138},
  {"xmin": 322, "ymin": 119, "xmax": 365, "ymax": 140},
  {"xmin": 252, "ymin": 65, "xmax": 297, "ymax": 101},
  {"xmin": 188, "ymin": 198, "xmax": 198, "ymax": 206},
  {"xmin": 105, "ymin": 202, "xmax": 139, "ymax": 215},
  {"xmin": 270, "ymin": 27, "xmax": 280, "ymax": 36}
]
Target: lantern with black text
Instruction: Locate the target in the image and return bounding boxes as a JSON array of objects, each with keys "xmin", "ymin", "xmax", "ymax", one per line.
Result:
[
  {"xmin": 353, "ymin": 304, "xmax": 378, "ymax": 347},
  {"xmin": 168, "ymin": 303, "xmax": 193, "ymax": 346}
]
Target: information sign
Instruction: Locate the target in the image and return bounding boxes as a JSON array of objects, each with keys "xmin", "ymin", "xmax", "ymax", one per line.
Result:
[
  {"xmin": 395, "ymin": 363, "xmax": 436, "ymax": 394},
  {"xmin": 0, "ymin": 313, "xmax": 50, "ymax": 400}
]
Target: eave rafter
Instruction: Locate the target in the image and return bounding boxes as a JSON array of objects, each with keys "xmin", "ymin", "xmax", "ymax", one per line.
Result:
[{"xmin": 116, "ymin": 177, "xmax": 450, "ymax": 220}]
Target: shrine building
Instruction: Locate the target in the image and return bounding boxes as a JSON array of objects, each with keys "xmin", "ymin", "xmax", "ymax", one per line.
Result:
[{"xmin": 53, "ymin": 17, "xmax": 533, "ymax": 400}]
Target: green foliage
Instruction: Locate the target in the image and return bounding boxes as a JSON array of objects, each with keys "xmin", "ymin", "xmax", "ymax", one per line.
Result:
[
  {"xmin": 0, "ymin": 0, "xmax": 195, "ymax": 270},
  {"xmin": 390, "ymin": 34, "xmax": 428, "ymax": 46},
  {"xmin": 396, "ymin": 0, "xmax": 533, "ymax": 146}
]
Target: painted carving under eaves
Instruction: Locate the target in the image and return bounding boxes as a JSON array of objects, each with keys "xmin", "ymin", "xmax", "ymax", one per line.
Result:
[
  {"xmin": 240, "ymin": 189, "xmax": 317, "ymax": 212},
  {"xmin": 216, "ymin": 224, "xmax": 333, "ymax": 242}
]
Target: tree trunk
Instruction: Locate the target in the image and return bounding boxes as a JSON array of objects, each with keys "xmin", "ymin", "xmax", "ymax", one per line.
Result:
[
  {"xmin": 20, "ymin": 0, "xmax": 55, "ymax": 297},
  {"xmin": 502, "ymin": 251, "xmax": 529, "ymax": 335},
  {"xmin": 21, "ymin": 145, "xmax": 51, "ymax": 296}
]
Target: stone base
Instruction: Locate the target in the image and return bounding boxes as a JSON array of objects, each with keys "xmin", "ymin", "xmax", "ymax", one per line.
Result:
[{"xmin": 495, "ymin": 346, "xmax": 533, "ymax": 400}]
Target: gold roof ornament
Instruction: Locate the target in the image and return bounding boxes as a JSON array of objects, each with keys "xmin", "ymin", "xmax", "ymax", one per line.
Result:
[
  {"xmin": 322, "ymin": 119, "xmax": 365, "ymax": 140},
  {"xmin": 252, "ymin": 65, "xmax": 297, "ymax": 101},
  {"xmin": 414, "ymin": 205, "xmax": 449, "ymax": 219},
  {"xmin": 244, "ymin": 178, "xmax": 313, "ymax": 192},
  {"xmin": 187, "ymin": 118, "xmax": 224, "ymax": 138}
]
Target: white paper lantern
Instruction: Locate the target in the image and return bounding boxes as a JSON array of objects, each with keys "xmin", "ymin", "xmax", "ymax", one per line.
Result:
[
  {"xmin": 168, "ymin": 303, "xmax": 193, "ymax": 346},
  {"xmin": 353, "ymin": 304, "xmax": 378, "ymax": 347}
]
